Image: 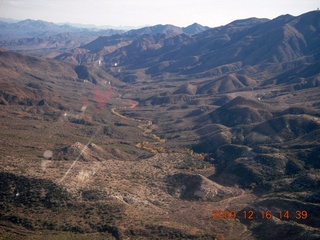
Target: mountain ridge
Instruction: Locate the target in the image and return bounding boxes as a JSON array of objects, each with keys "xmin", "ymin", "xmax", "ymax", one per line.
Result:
[{"xmin": 98, "ymin": 11, "xmax": 319, "ymax": 82}]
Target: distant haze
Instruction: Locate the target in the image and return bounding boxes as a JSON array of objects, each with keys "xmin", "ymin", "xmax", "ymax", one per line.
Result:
[{"xmin": 0, "ymin": 0, "xmax": 319, "ymax": 28}]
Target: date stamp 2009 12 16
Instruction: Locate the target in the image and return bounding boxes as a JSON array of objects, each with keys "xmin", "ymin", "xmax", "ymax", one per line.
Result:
[{"xmin": 212, "ymin": 209, "xmax": 308, "ymax": 220}]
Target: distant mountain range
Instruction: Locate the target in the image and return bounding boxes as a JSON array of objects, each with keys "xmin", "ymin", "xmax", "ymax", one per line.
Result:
[
  {"xmin": 51, "ymin": 11, "xmax": 320, "ymax": 92},
  {"xmin": 0, "ymin": 19, "xmax": 210, "ymax": 57},
  {"xmin": 0, "ymin": 19, "xmax": 85, "ymax": 38},
  {"xmin": 0, "ymin": 11, "xmax": 320, "ymax": 92},
  {"xmin": 1, "ymin": 11, "xmax": 319, "ymax": 90},
  {"xmin": 0, "ymin": 19, "xmax": 209, "ymax": 39}
]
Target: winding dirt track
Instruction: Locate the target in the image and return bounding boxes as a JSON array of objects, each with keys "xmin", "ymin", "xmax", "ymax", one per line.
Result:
[
  {"xmin": 111, "ymin": 103, "xmax": 165, "ymax": 144},
  {"xmin": 222, "ymin": 189, "xmax": 246, "ymax": 209}
]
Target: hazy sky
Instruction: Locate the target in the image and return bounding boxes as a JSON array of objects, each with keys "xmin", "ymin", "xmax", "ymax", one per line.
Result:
[{"xmin": 0, "ymin": 0, "xmax": 319, "ymax": 27}]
